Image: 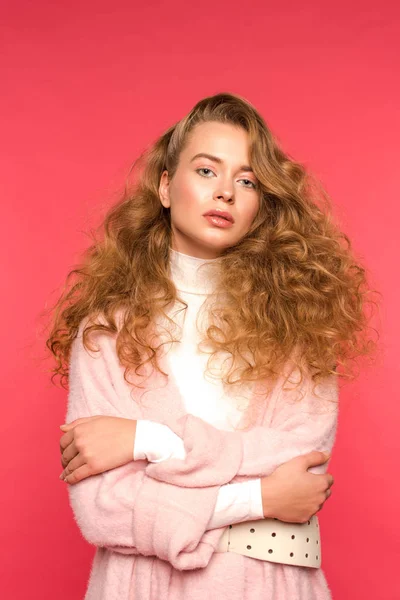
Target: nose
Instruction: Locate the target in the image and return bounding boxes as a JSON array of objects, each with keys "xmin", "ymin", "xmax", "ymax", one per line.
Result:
[{"xmin": 213, "ymin": 184, "xmax": 234, "ymax": 204}]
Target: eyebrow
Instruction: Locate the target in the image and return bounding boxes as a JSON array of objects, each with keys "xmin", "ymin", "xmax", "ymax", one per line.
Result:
[{"xmin": 189, "ymin": 152, "xmax": 254, "ymax": 173}]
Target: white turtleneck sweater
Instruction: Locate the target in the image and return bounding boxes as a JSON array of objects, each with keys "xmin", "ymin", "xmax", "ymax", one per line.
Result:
[{"xmin": 133, "ymin": 248, "xmax": 264, "ymax": 529}]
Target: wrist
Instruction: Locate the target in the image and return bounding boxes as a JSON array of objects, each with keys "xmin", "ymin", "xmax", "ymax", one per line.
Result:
[
  {"xmin": 132, "ymin": 418, "xmax": 137, "ymax": 443},
  {"xmin": 260, "ymin": 476, "xmax": 276, "ymax": 519},
  {"xmin": 127, "ymin": 418, "xmax": 137, "ymax": 462}
]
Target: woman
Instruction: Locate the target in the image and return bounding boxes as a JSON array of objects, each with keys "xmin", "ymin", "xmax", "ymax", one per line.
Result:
[{"xmin": 47, "ymin": 92, "xmax": 376, "ymax": 599}]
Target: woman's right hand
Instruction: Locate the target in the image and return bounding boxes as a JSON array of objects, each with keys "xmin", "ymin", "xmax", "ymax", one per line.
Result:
[
  {"xmin": 261, "ymin": 451, "xmax": 334, "ymax": 523},
  {"xmin": 59, "ymin": 416, "xmax": 137, "ymax": 484}
]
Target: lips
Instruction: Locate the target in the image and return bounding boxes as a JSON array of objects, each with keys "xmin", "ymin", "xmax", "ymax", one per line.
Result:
[{"xmin": 203, "ymin": 210, "xmax": 234, "ymax": 223}]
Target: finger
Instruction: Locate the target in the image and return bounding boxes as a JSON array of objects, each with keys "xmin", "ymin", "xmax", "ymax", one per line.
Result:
[
  {"xmin": 303, "ymin": 450, "xmax": 330, "ymax": 468},
  {"xmin": 61, "ymin": 453, "xmax": 86, "ymax": 479},
  {"xmin": 60, "ymin": 455, "xmax": 68, "ymax": 468},
  {"xmin": 325, "ymin": 488, "xmax": 332, "ymax": 499},
  {"xmin": 60, "ymin": 417, "xmax": 97, "ymax": 431},
  {"xmin": 59, "ymin": 429, "xmax": 76, "ymax": 452},
  {"xmin": 64, "ymin": 463, "xmax": 93, "ymax": 485},
  {"xmin": 326, "ymin": 474, "xmax": 334, "ymax": 487},
  {"xmin": 62, "ymin": 440, "xmax": 79, "ymax": 464}
]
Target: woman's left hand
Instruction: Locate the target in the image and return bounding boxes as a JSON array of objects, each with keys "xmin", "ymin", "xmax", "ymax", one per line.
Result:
[{"xmin": 59, "ymin": 416, "xmax": 137, "ymax": 484}]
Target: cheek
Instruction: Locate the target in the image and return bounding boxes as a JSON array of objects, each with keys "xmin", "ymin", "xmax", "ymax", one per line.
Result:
[
  {"xmin": 171, "ymin": 176, "xmax": 202, "ymax": 208},
  {"xmin": 174, "ymin": 182, "xmax": 210, "ymax": 221},
  {"xmin": 240, "ymin": 198, "xmax": 260, "ymax": 227}
]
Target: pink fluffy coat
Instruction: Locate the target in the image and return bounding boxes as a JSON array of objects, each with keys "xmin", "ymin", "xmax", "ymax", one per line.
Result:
[{"xmin": 65, "ymin": 318, "xmax": 339, "ymax": 599}]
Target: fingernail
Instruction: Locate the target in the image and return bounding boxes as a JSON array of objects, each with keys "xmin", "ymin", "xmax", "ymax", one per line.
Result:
[
  {"xmin": 60, "ymin": 425, "xmax": 67, "ymax": 430},
  {"xmin": 59, "ymin": 473, "xmax": 64, "ymax": 480}
]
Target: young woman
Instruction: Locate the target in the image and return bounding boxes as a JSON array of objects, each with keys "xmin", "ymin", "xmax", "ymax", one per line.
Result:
[{"xmin": 47, "ymin": 92, "xmax": 376, "ymax": 599}]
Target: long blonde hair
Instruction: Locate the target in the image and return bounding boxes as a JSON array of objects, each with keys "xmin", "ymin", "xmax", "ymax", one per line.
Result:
[{"xmin": 45, "ymin": 92, "xmax": 379, "ymax": 397}]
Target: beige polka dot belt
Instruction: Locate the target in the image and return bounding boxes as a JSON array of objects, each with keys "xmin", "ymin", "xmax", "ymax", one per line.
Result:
[{"xmin": 215, "ymin": 515, "xmax": 322, "ymax": 568}]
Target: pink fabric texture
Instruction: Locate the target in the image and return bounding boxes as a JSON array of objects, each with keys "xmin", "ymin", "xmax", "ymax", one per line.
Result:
[{"xmin": 65, "ymin": 318, "xmax": 339, "ymax": 599}]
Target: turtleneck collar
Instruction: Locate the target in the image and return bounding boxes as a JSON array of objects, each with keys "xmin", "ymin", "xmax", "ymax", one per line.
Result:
[{"xmin": 169, "ymin": 248, "xmax": 220, "ymax": 295}]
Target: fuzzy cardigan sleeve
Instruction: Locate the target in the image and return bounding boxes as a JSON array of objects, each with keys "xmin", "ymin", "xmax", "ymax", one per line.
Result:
[
  {"xmin": 65, "ymin": 327, "xmax": 230, "ymax": 571},
  {"xmin": 145, "ymin": 368, "xmax": 339, "ymax": 487},
  {"xmin": 65, "ymin": 323, "xmax": 338, "ymax": 571}
]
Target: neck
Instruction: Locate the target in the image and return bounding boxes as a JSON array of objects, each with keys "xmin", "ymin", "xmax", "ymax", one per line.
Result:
[{"xmin": 169, "ymin": 248, "xmax": 220, "ymax": 295}]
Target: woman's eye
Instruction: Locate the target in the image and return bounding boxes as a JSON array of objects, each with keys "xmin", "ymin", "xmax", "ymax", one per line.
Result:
[
  {"xmin": 197, "ymin": 169, "xmax": 257, "ymax": 189},
  {"xmin": 240, "ymin": 179, "xmax": 257, "ymax": 189},
  {"xmin": 197, "ymin": 168, "xmax": 215, "ymax": 177}
]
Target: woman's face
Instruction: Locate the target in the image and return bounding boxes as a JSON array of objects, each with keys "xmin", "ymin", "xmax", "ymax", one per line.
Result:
[{"xmin": 159, "ymin": 121, "xmax": 261, "ymax": 259}]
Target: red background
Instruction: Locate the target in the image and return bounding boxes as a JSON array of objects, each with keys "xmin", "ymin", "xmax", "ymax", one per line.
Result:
[{"xmin": 2, "ymin": 1, "xmax": 398, "ymax": 598}]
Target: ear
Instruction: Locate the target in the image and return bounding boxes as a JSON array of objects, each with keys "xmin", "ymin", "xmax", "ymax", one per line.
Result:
[{"xmin": 159, "ymin": 170, "xmax": 171, "ymax": 209}]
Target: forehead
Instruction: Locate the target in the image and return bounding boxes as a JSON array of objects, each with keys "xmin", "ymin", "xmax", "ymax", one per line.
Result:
[{"xmin": 181, "ymin": 121, "xmax": 251, "ymax": 162}]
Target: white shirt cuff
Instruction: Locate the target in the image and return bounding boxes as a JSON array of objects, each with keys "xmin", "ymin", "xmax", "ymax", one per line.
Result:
[
  {"xmin": 207, "ymin": 478, "xmax": 264, "ymax": 529},
  {"xmin": 133, "ymin": 419, "xmax": 186, "ymax": 462}
]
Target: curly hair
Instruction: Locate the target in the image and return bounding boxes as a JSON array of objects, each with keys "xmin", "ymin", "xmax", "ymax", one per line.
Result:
[{"xmin": 44, "ymin": 92, "xmax": 379, "ymax": 402}]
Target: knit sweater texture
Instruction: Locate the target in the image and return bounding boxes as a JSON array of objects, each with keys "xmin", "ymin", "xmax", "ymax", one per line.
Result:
[{"xmin": 65, "ymin": 250, "xmax": 339, "ymax": 600}]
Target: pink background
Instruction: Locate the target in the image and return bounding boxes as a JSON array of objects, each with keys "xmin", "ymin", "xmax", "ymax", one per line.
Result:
[{"xmin": 2, "ymin": 1, "xmax": 398, "ymax": 598}]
